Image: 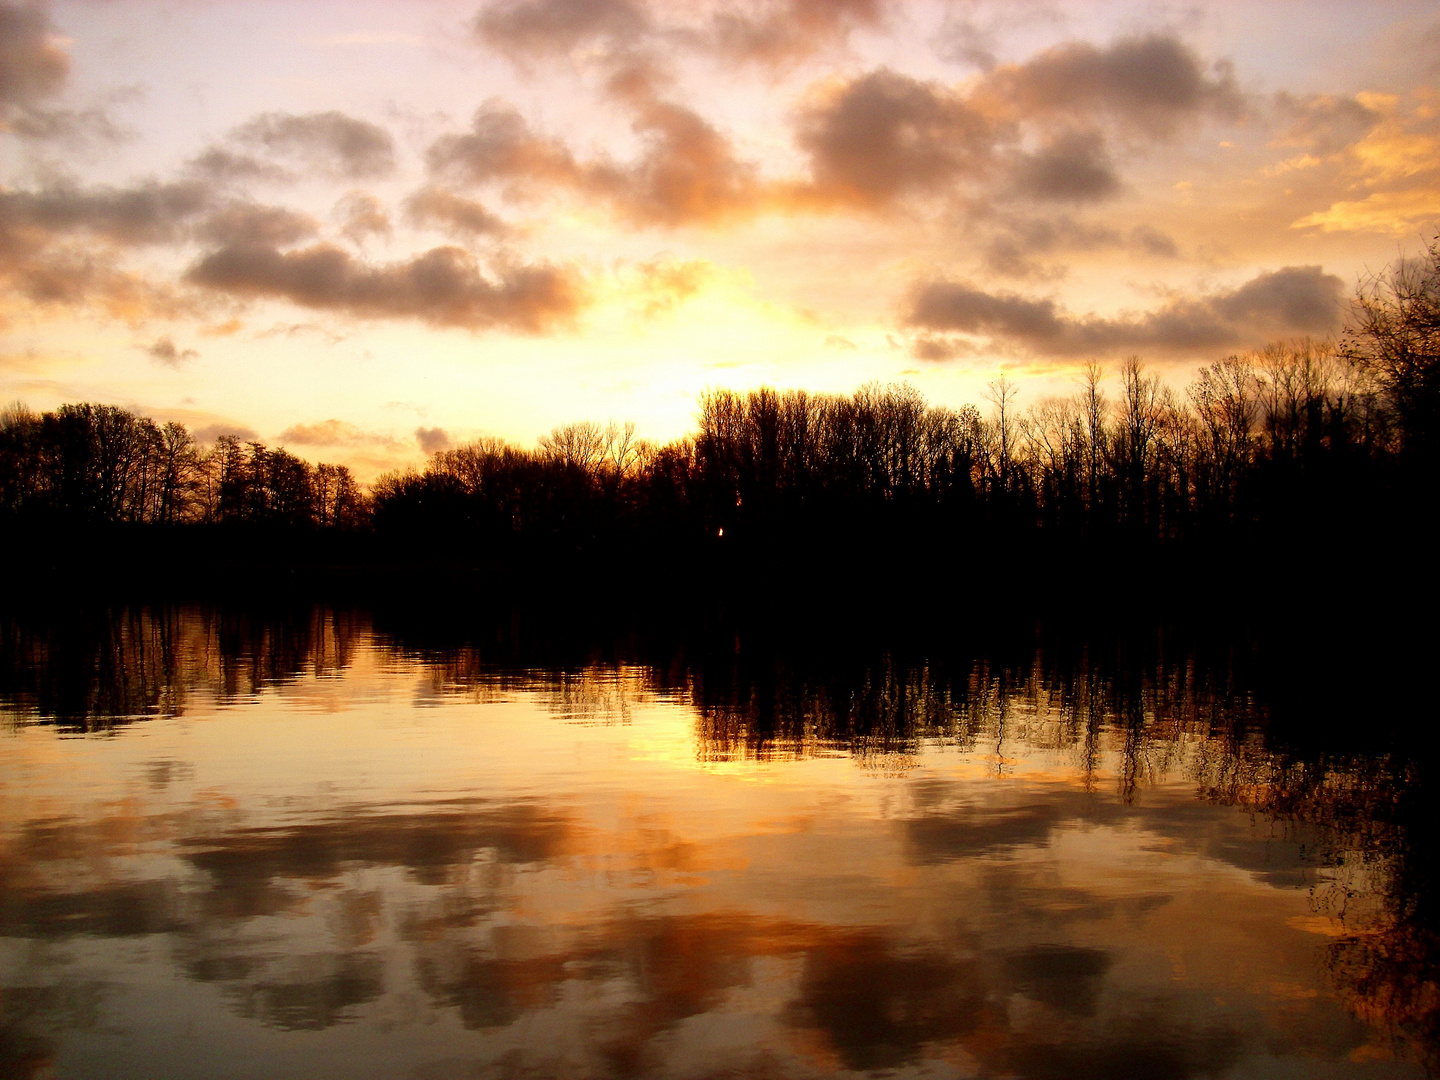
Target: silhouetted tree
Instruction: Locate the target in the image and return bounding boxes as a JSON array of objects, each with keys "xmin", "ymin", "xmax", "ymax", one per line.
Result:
[{"xmin": 1345, "ymin": 235, "xmax": 1440, "ymax": 462}]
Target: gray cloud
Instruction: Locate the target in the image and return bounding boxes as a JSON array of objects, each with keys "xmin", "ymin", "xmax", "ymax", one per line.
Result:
[
  {"xmin": 911, "ymin": 282, "xmax": 1066, "ymax": 343},
  {"xmin": 1210, "ymin": 265, "xmax": 1343, "ymax": 330},
  {"xmin": 973, "ymin": 214, "xmax": 1175, "ymax": 279},
  {"xmin": 416, "ymin": 426, "xmax": 451, "ymax": 454},
  {"xmin": 428, "ymin": 103, "xmax": 582, "ymax": 188},
  {"xmin": 982, "ymin": 233, "xmax": 1067, "ymax": 280},
  {"xmin": 980, "ymin": 215, "xmax": 1177, "ymax": 278},
  {"xmin": 233, "ymin": 111, "xmax": 396, "ymax": 180},
  {"xmin": 7, "ymin": 103, "xmax": 124, "ymax": 143},
  {"xmin": 185, "ymin": 242, "xmax": 586, "ymax": 333},
  {"xmin": 475, "ymin": 0, "xmax": 887, "ymax": 71},
  {"xmin": 0, "ymin": 179, "xmax": 212, "ymax": 318},
  {"xmin": 405, "ymin": 187, "xmax": 510, "ymax": 239},
  {"xmin": 474, "ymin": 0, "xmax": 649, "ymax": 58},
  {"xmin": 187, "ymin": 147, "xmax": 293, "ymax": 185},
  {"xmin": 708, "ymin": 0, "xmax": 887, "ymax": 68},
  {"xmin": 910, "ymin": 335, "xmax": 978, "ymax": 362},
  {"xmin": 1011, "ymin": 129, "xmax": 1120, "ymax": 202},
  {"xmin": 0, "ymin": 1, "xmax": 67, "ymax": 116},
  {"xmin": 440, "ymin": 30, "xmax": 1240, "ymax": 225},
  {"xmin": 0, "ymin": 180, "xmax": 211, "ymax": 247},
  {"xmin": 986, "ymin": 34, "xmax": 1244, "ymax": 135},
  {"xmin": 146, "ymin": 336, "xmax": 198, "ymax": 366},
  {"xmin": 795, "ymin": 68, "xmax": 999, "ymax": 207},
  {"xmin": 194, "ymin": 202, "xmax": 318, "ymax": 248},
  {"xmin": 1131, "ymin": 223, "xmax": 1178, "ymax": 258},
  {"xmin": 933, "ymin": 13, "xmax": 998, "ymax": 71},
  {"xmin": 984, "ymin": 215, "xmax": 1126, "ymax": 271},
  {"xmin": 908, "ymin": 265, "xmax": 1345, "ymax": 356}
]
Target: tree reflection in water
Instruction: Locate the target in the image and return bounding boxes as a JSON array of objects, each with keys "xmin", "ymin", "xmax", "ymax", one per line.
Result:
[{"xmin": 0, "ymin": 597, "xmax": 1433, "ymax": 1077}]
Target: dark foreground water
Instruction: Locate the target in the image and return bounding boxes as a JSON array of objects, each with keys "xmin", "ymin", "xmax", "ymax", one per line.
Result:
[{"xmin": 0, "ymin": 601, "xmax": 1434, "ymax": 1079}]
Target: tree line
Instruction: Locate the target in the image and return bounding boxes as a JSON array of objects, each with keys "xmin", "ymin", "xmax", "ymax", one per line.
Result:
[
  {"xmin": 371, "ymin": 238, "xmax": 1437, "ymax": 561},
  {"xmin": 3, "ymin": 239, "xmax": 1435, "ymax": 562},
  {"xmin": 0, "ymin": 407, "xmax": 367, "ymax": 529}
]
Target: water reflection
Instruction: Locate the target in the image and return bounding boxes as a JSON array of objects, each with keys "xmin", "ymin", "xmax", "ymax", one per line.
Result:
[{"xmin": 0, "ymin": 600, "xmax": 1433, "ymax": 1077}]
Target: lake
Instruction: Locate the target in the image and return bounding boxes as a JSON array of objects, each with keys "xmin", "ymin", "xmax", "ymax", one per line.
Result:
[{"xmin": 0, "ymin": 598, "xmax": 1432, "ymax": 1078}]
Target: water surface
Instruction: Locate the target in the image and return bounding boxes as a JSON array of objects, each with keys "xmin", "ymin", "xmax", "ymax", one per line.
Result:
[{"xmin": 0, "ymin": 603, "xmax": 1430, "ymax": 1078}]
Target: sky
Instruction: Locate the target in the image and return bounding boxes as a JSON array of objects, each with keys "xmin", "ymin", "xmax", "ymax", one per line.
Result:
[{"xmin": 2, "ymin": 0, "xmax": 1437, "ymax": 479}]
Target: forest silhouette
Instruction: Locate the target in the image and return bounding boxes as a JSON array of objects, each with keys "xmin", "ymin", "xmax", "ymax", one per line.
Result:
[{"xmin": 3, "ymin": 239, "xmax": 1436, "ymax": 580}]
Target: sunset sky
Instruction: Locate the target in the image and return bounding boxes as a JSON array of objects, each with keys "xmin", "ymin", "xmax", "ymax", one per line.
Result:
[{"xmin": 2, "ymin": 0, "xmax": 1437, "ymax": 478}]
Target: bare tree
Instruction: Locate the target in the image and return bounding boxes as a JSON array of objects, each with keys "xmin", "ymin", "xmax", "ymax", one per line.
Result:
[
  {"xmin": 1077, "ymin": 361, "xmax": 1109, "ymax": 517},
  {"xmin": 540, "ymin": 421, "xmax": 608, "ymax": 477},
  {"xmin": 984, "ymin": 374, "xmax": 1020, "ymax": 499},
  {"xmin": 605, "ymin": 421, "xmax": 646, "ymax": 480},
  {"xmin": 1344, "ymin": 234, "xmax": 1440, "ymax": 457}
]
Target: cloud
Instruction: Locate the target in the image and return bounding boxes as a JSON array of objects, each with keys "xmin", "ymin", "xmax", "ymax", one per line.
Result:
[
  {"xmin": 982, "ymin": 235, "xmax": 1063, "ymax": 280},
  {"xmin": 334, "ymin": 191, "xmax": 391, "ymax": 245},
  {"xmin": 0, "ymin": 1, "xmax": 68, "ymax": 120},
  {"xmin": 978, "ymin": 215, "xmax": 1177, "ymax": 278},
  {"xmin": 0, "ymin": 181, "xmax": 256, "ymax": 322},
  {"xmin": 910, "ymin": 282, "xmax": 1065, "ymax": 343},
  {"xmin": 1284, "ymin": 94, "xmax": 1440, "ymax": 236},
  {"xmin": 438, "ymin": 31, "xmax": 1242, "ymax": 226},
  {"xmin": 1208, "ymin": 265, "xmax": 1345, "ymax": 329},
  {"xmin": 629, "ymin": 256, "xmax": 716, "ymax": 317},
  {"xmin": 185, "ymin": 242, "xmax": 586, "ymax": 333},
  {"xmin": 1011, "ymin": 129, "xmax": 1120, "ymax": 202},
  {"xmin": 233, "ymin": 111, "xmax": 396, "ymax": 180},
  {"xmin": 7, "ymin": 103, "xmax": 124, "ymax": 143},
  {"xmin": 187, "ymin": 147, "xmax": 293, "ymax": 184},
  {"xmin": 605, "ymin": 97, "xmax": 760, "ymax": 224},
  {"xmin": 474, "ymin": 0, "xmax": 890, "ymax": 73},
  {"xmin": 415, "ymin": 426, "xmax": 451, "ymax": 454},
  {"xmin": 907, "ymin": 265, "xmax": 1345, "ymax": 357},
  {"xmin": 277, "ymin": 419, "xmax": 399, "ymax": 449},
  {"xmin": 194, "ymin": 202, "xmax": 318, "ymax": 247},
  {"xmin": 1292, "ymin": 188, "xmax": 1440, "ymax": 236},
  {"xmin": 791, "ymin": 35, "xmax": 1238, "ymax": 212},
  {"xmin": 982, "ymin": 34, "xmax": 1244, "ymax": 136},
  {"xmin": 910, "ymin": 335, "xmax": 977, "ymax": 362},
  {"xmin": 1272, "ymin": 92, "xmax": 1382, "ymax": 155},
  {"xmin": 473, "ymin": 0, "xmax": 649, "ymax": 59},
  {"xmin": 405, "ymin": 187, "xmax": 509, "ymax": 239},
  {"xmin": 1131, "ymin": 223, "xmax": 1178, "ymax": 258},
  {"xmin": 254, "ymin": 321, "xmax": 346, "ymax": 345},
  {"xmin": 1, "ymin": 246, "xmax": 196, "ymax": 322},
  {"xmin": 0, "ymin": 180, "xmax": 211, "ymax": 247},
  {"xmin": 146, "ymin": 336, "xmax": 197, "ymax": 366},
  {"xmin": 428, "ymin": 102, "xmax": 583, "ymax": 189},
  {"xmin": 192, "ymin": 422, "xmax": 258, "ymax": 444},
  {"xmin": 794, "ymin": 68, "xmax": 998, "ymax": 207},
  {"xmin": 429, "ymin": 98, "xmax": 759, "ymax": 226},
  {"xmin": 707, "ymin": 0, "xmax": 888, "ymax": 69}
]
